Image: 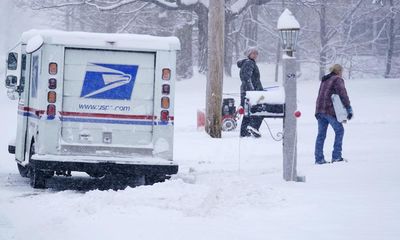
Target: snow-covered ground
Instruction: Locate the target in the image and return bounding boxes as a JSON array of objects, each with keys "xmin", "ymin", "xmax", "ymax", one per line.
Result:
[{"xmin": 0, "ymin": 63, "xmax": 399, "ymax": 240}]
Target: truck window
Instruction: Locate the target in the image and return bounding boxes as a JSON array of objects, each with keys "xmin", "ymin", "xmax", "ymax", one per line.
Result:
[
  {"xmin": 31, "ymin": 55, "xmax": 39, "ymax": 98},
  {"xmin": 7, "ymin": 52, "xmax": 18, "ymax": 70},
  {"xmin": 19, "ymin": 54, "xmax": 26, "ymax": 91}
]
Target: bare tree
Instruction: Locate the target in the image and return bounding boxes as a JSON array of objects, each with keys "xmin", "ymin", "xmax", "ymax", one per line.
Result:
[
  {"xmin": 285, "ymin": 0, "xmax": 385, "ymax": 79},
  {"xmin": 381, "ymin": 0, "xmax": 399, "ymax": 78},
  {"xmin": 17, "ymin": 0, "xmax": 398, "ymax": 81},
  {"xmin": 24, "ymin": 0, "xmax": 273, "ymax": 76}
]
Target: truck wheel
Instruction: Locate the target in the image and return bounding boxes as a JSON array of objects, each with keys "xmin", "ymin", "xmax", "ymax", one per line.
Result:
[
  {"xmin": 102, "ymin": 174, "xmax": 129, "ymax": 190},
  {"xmin": 17, "ymin": 163, "xmax": 29, "ymax": 178},
  {"xmin": 30, "ymin": 168, "xmax": 46, "ymax": 189},
  {"xmin": 131, "ymin": 175, "xmax": 145, "ymax": 187},
  {"xmin": 28, "ymin": 143, "xmax": 46, "ymax": 189}
]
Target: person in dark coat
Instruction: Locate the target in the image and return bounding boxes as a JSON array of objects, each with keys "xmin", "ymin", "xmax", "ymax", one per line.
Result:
[
  {"xmin": 237, "ymin": 47, "xmax": 264, "ymax": 137},
  {"xmin": 314, "ymin": 64, "xmax": 353, "ymax": 164}
]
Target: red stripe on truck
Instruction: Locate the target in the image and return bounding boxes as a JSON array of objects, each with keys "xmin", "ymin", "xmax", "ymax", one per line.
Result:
[
  {"xmin": 18, "ymin": 106, "xmax": 45, "ymax": 116},
  {"xmin": 17, "ymin": 107, "xmax": 175, "ymax": 121},
  {"xmin": 60, "ymin": 111, "xmax": 157, "ymax": 120}
]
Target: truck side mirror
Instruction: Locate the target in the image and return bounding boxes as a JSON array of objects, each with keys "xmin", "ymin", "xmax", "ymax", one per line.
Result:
[
  {"xmin": 5, "ymin": 75, "xmax": 17, "ymax": 88},
  {"xmin": 7, "ymin": 52, "xmax": 18, "ymax": 70}
]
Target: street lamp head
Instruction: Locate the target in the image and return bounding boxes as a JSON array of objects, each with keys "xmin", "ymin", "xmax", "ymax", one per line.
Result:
[{"xmin": 277, "ymin": 9, "xmax": 300, "ymax": 56}]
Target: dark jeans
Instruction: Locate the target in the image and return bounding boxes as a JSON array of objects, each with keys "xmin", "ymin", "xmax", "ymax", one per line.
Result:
[
  {"xmin": 314, "ymin": 113, "xmax": 344, "ymax": 162},
  {"xmin": 240, "ymin": 93, "xmax": 263, "ymax": 137}
]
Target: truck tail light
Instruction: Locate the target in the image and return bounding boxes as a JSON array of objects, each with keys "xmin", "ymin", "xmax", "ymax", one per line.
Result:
[
  {"xmin": 162, "ymin": 84, "xmax": 170, "ymax": 95},
  {"xmin": 49, "ymin": 63, "xmax": 57, "ymax": 75},
  {"xmin": 47, "ymin": 104, "xmax": 56, "ymax": 118},
  {"xmin": 162, "ymin": 68, "xmax": 171, "ymax": 80},
  {"xmin": 48, "ymin": 78, "xmax": 57, "ymax": 89},
  {"xmin": 48, "ymin": 91, "xmax": 56, "ymax": 103},
  {"xmin": 161, "ymin": 110, "xmax": 169, "ymax": 122},
  {"xmin": 161, "ymin": 97, "xmax": 170, "ymax": 109}
]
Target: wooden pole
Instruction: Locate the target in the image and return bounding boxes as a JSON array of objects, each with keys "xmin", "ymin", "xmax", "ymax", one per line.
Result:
[{"xmin": 205, "ymin": 0, "xmax": 224, "ymax": 138}]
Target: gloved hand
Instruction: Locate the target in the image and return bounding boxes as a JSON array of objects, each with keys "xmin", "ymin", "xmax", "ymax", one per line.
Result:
[{"xmin": 346, "ymin": 106, "xmax": 353, "ymax": 120}]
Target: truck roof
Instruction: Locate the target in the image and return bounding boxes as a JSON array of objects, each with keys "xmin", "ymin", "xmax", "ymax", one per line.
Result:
[{"xmin": 21, "ymin": 29, "xmax": 180, "ymax": 51}]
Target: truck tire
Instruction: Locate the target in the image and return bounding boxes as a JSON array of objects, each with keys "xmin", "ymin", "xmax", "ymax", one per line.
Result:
[
  {"xmin": 30, "ymin": 167, "xmax": 46, "ymax": 189},
  {"xmin": 28, "ymin": 143, "xmax": 46, "ymax": 189},
  {"xmin": 17, "ymin": 163, "xmax": 29, "ymax": 178}
]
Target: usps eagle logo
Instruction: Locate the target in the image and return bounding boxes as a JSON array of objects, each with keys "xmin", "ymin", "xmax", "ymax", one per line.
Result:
[{"xmin": 80, "ymin": 63, "xmax": 139, "ymax": 100}]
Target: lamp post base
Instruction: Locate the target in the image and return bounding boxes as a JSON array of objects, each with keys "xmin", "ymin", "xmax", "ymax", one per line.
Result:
[{"xmin": 296, "ymin": 175, "xmax": 306, "ymax": 182}]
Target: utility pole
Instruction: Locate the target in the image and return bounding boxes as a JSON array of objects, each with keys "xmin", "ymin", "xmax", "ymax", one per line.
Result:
[{"xmin": 205, "ymin": 0, "xmax": 224, "ymax": 138}]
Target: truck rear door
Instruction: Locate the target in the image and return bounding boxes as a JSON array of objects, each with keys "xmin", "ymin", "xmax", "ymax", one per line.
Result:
[{"xmin": 61, "ymin": 48, "xmax": 155, "ymax": 152}]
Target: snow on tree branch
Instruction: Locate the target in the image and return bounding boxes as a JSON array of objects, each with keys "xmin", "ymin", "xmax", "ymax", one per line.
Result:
[
  {"xmin": 30, "ymin": 0, "xmax": 86, "ymax": 10},
  {"xmin": 228, "ymin": 0, "xmax": 272, "ymax": 15}
]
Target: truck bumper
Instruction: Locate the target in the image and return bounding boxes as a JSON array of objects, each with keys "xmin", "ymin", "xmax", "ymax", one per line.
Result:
[{"xmin": 31, "ymin": 155, "xmax": 178, "ymax": 176}]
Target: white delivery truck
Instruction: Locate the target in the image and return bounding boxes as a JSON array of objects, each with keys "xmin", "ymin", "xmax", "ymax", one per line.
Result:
[{"xmin": 5, "ymin": 29, "xmax": 180, "ymax": 188}]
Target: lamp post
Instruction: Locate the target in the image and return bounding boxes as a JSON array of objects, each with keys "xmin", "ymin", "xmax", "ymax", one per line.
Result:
[
  {"xmin": 277, "ymin": 9, "xmax": 300, "ymax": 57},
  {"xmin": 277, "ymin": 9, "xmax": 304, "ymax": 182}
]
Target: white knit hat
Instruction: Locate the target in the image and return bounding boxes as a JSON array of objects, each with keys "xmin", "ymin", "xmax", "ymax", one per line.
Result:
[{"xmin": 245, "ymin": 47, "xmax": 258, "ymax": 57}]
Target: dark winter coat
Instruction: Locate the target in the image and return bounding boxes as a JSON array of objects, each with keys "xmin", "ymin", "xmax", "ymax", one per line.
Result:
[
  {"xmin": 237, "ymin": 58, "xmax": 263, "ymax": 93},
  {"xmin": 315, "ymin": 72, "xmax": 351, "ymax": 117}
]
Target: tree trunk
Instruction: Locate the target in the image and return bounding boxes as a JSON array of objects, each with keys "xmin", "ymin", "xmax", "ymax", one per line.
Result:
[
  {"xmin": 275, "ymin": 0, "xmax": 285, "ymax": 82},
  {"xmin": 275, "ymin": 40, "xmax": 281, "ymax": 82},
  {"xmin": 105, "ymin": 13, "xmax": 114, "ymax": 33},
  {"xmin": 244, "ymin": 5, "xmax": 258, "ymax": 47},
  {"xmin": 65, "ymin": 7, "xmax": 72, "ymax": 31},
  {"xmin": 224, "ymin": 14, "xmax": 233, "ymax": 77},
  {"xmin": 176, "ymin": 23, "xmax": 194, "ymax": 79},
  {"xmin": 195, "ymin": 5, "xmax": 209, "ymax": 74},
  {"xmin": 205, "ymin": 0, "xmax": 224, "ymax": 138},
  {"xmin": 233, "ymin": 28, "xmax": 241, "ymax": 61},
  {"xmin": 319, "ymin": 0, "xmax": 327, "ymax": 80},
  {"xmin": 385, "ymin": 0, "xmax": 395, "ymax": 78},
  {"xmin": 372, "ymin": 16, "xmax": 379, "ymax": 55},
  {"xmin": 1, "ymin": 1, "xmax": 12, "ymax": 52},
  {"xmin": 77, "ymin": 7, "xmax": 85, "ymax": 31}
]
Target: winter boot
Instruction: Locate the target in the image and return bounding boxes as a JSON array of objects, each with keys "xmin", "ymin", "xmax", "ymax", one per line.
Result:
[
  {"xmin": 247, "ymin": 126, "xmax": 261, "ymax": 138},
  {"xmin": 315, "ymin": 160, "xmax": 328, "ymax": 165},
  {"xmin": 331, "ymin": 158, "xmax": 346, "ymax": 163}
]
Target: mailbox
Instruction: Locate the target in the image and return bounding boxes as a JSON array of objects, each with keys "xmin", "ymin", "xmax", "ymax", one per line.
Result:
[{"xmin": 244, "ymin": 86, "xmax": 285, "ymax": 118}]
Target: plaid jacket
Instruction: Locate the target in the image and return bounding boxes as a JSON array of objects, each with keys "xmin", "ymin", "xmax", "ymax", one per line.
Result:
[{"xmin": 315, "ymin": 73, "xmax": 351, "ymax": 117}]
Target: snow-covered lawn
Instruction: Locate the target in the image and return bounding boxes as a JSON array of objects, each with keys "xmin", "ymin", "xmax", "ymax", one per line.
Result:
[{"xmin": 0, "ymin": 65, "xmax": 399, "ymax": 240}]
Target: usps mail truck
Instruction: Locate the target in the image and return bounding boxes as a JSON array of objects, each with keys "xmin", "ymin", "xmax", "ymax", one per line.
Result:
[{"xmin": 5, "ymin": 29, "xmax": 180, "ymax": 188}]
